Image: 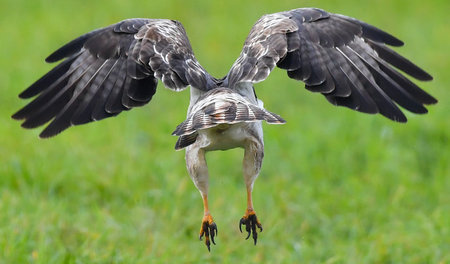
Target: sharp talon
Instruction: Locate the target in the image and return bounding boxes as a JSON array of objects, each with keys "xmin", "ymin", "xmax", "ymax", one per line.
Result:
[
  {"xmin": 210, "ymin": 227, "xmax": 216, "ymax": 245},
  {"xmin": 240, "ymin": 211, "xmax": 263, "ymax": 244},
  {"xmin": 210, "ymin": 224, "xmax": 216, "ymax": 245},
  {"xmin": 199, "ymin": 226, "xmax": 204, "ymax": 241},
  {"xmin": 239, "ymin": 218, "xmax": 244, "ymax": 233},
  {"xmin": 246, "ymin": 233, "xmax": 251, "ymax": 240},
  {"xmin": 199, "ymin": 216, "xmax": 217, "ymax": 251},
  {"xmin": 212, "ymin": 223, "xmax": 218, "ymax": 235}
]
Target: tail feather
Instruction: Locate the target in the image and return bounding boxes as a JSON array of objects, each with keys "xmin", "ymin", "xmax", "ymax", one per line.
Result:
[
  {"xmin": 172, "ymin": 88, "xmax": 285, "ymax": 137},
  {"xmin": 175, "ymin": 132, "xmax": 198, "ymax": 150}
]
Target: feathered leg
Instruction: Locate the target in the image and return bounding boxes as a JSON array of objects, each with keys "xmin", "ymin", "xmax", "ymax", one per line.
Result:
[
  {"xmin": 239, "ymin": 140, "xmax": 264, "ymax": 245},
  {"xmin": 185, "ymin": 146, "xmax": 217, "ymax": 251}
]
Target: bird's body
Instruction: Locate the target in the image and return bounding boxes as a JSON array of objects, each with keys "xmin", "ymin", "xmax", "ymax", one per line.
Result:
[
  {"xmin": 13, "ymin": 7, "xmax": 436, "ymax": 250},
  {"xmin": 182, "ymin": 84, "xmax": 266, "ymax": 192},
  {"xmin": 175, "ymin": 84, "xmax": 282, "ymax": 247}
]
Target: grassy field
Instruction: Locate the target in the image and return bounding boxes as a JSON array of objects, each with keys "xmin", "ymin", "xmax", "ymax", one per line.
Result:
[{"xmin": 1, "ymin": 0, "xmax": 449, "ymax": 263}]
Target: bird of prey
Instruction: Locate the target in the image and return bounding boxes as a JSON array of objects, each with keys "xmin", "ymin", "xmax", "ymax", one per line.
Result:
[{"xmin": 13, "ymin": 8, "xmax": 436, "ymax": 251}]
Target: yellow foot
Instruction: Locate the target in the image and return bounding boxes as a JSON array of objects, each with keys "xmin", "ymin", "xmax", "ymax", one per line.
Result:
[
  {"xmin": 239, "ymin": 209, "xmax": 263, "ymax": 245},
  {"xmin": 199, "ymin": 214, "xmax": 218, "ymax": 251}
]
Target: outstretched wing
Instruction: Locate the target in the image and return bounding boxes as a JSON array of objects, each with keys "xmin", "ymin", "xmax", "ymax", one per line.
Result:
[
  {"xmin": 226, "ymin": 8, "xmax": 437, "ymax": 122},
  {"xmin": 12, "ymin": 19, "xmax": 216, "ymax": 138}
]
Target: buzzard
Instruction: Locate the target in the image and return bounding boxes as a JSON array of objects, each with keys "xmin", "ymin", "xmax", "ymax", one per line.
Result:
[{"xmin": 12, "ymin": 8, "xmax": 436, "ymax": 250}]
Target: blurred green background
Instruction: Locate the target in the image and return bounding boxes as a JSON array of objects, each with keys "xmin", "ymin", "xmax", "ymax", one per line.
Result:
[{"xmin": 0, "ymin": 0, "xmax": 448, "ymax": 263}]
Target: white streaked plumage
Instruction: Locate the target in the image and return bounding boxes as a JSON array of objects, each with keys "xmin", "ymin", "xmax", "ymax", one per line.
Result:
[{"xmin": 13, "ymin": 7, "xmax": 436, "ymax": 250}]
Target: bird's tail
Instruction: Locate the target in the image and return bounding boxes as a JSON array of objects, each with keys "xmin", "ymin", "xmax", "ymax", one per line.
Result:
[{"xmin": 172, "ymin": 88, "xmax": 285, "ymax": 138}]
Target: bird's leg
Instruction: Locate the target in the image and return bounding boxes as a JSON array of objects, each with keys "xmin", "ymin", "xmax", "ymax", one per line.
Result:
[
  {"xmin": 185, "ymin": 146, "xmax": 217, "ymax": 251},
  {"xmin": 239, "ymin": 141, "xmax": 264, "ymax": 245},
  {"xmin": 199, "ymin": 193, "xmax": 217, "ymax": 251},
  {"xmin": 239, "ymin": 187, "xmax": 263, "ymax": 244}
]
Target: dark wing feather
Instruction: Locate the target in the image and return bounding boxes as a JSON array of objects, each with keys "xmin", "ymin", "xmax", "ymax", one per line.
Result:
[
  {"xmin": 226, "ymin": 8, "xmax": 436, "ymax": 122},
  {"xmin": 13, "ymin": 19, "xmax": 215, "ymax": 138}
]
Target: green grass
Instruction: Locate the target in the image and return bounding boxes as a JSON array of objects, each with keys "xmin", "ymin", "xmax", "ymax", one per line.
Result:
[{"xmin": 1, "ymin": 0, "xmax": 449, "ymax": 263}]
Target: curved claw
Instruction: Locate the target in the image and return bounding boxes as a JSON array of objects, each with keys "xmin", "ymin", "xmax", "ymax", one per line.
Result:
[
  {"xmin": 210, "ymin": 222, "xmax": 217, "ymax": 245},
  {"xmin": 199, "ymin": 216, "xmax": 218, "ymax": 251},
  {"xmin": 239, "ymin": 212, "xmax": 263, "ymax": 245},
  {"xmin": 239, "ymin": 218, "xmax": 245, "ymax": 233}
]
